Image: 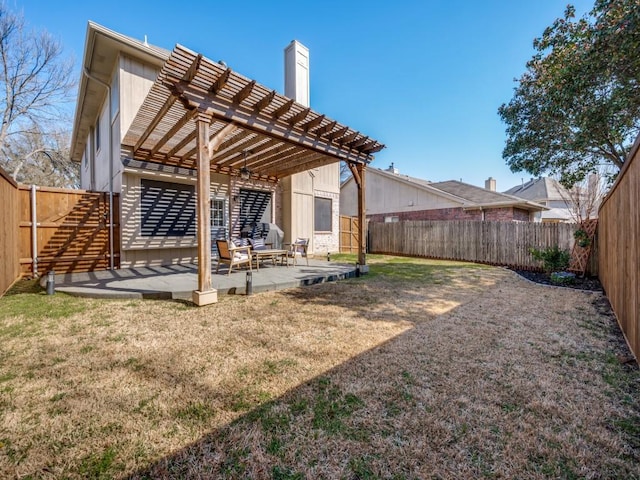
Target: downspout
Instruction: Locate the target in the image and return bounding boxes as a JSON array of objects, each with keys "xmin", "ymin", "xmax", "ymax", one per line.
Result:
[
  {"xmin": 309, "ymin": 170, "xmax": 315, "ymax": 253},
  {"xmin": 82, "ymin": 68, "xmax": 114, "ymax": 270}
]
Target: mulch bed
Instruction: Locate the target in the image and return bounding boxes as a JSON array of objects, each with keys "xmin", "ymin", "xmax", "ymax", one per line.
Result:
[{"xmin": 510, "ymin": 268, "xmax": 603, "ymax": 292}]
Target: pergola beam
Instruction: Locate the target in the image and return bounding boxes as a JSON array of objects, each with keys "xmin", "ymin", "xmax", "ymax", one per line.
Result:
[
  {"xmin": 209, "ymin": 68, "xmax": 231, "ymax": 94},
  {"xmin": 254, "ymin": 90, "xmax": 276, "ymax": 113},
  {"xmin": 149, "ymin": 108, "xmax": 197, "ymax": 157},
  {"xmin": 233, "ymin": 80, "xmax": 256, "ymax": 105},
  {"xmin": 168, "ymin": 83, "xmax": 373, "ymax": 165},
  {"xmin": 207, "ymin": 122, "xmax": 240, "ymax": 159},
  {"xmin": 272, "ymin": 98, "xmax": 294, "ymax": 119}
]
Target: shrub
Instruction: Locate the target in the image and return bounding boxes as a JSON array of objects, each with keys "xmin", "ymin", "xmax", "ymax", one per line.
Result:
[
  {"xmin": 529, "ymin": 246, "xmax": 570, "ymax": 273},
  {"xmin": 550, "ymin": 271, "xmax": 576, "ymax": 285}
]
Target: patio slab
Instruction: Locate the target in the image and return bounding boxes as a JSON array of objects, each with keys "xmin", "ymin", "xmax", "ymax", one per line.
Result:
[{"xmin": 50, "ymin": 260, "xmax": 357, "ymax": 301}]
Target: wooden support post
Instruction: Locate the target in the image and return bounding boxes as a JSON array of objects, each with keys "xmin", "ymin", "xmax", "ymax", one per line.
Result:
[
  {"xmin": 356, "ymin": 163, "xmax": 367, "ymax": 268},
  {"xmin": 192, "ymin": 115, "xmax": 217, "ymax": 306}
]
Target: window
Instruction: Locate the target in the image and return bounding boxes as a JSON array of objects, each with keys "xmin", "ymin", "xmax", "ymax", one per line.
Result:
[
  {"xmin": 140, "ymin": 179, "xmax": 196, "ymax": 237},
  {"xmin": 384, "ymin": 216, "xmax": 399, "ymax": 223},
  {"xmin": 314, "ymin": 197, "xmax": 332, "ymax": 232},
  {"xmin": 95, "ymin": 121, "xmax": 101, "ymax": 152},
  {"xmin": 211, "ymin": 199, "xmax": 225, "ymax": 227}
]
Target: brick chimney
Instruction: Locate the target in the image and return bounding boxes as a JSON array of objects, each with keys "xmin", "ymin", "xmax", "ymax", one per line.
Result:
[{"xmin": 485, "ymin": 177, "xmax": 496, "ymax": 191}]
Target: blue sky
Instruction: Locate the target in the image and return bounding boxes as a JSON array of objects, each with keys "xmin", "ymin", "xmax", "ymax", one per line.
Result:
[{"xmin": 16, "ymin": 0, "xmax": 593, "ymax": 192}]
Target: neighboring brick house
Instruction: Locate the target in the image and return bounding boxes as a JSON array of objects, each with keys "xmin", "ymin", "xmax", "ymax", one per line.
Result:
[{"xmin": 340, "ymin": 165, "xmax": 546, "ymax": 222}]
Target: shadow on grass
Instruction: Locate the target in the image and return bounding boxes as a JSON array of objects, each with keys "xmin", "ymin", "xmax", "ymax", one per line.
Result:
[{"xmin": 124, "ymin": 273, "xmax": 639, "ymax": 479}]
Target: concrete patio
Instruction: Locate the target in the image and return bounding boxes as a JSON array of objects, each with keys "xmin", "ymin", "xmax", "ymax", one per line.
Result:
[{"xmin": 50, "ymin": 259, "xmax": 357, "ymax": 301}]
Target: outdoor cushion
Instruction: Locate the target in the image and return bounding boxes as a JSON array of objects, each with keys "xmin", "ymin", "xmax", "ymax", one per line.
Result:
[{"xmin": 250, "ymin": 238, "xmax": 267, "ymax": 250}]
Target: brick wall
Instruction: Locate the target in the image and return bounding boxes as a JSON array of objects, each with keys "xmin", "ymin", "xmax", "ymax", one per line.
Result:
[
  {"xmin": 369, "ymin": 207, "xmax": 482, "ymax": 223},
  {"xmin": 513, "ymin": 208, "xmax": 531, "ymax": 222},
  {"xmin": 484, "ymin": 207, "xmax": 514, "ymax": 222}
]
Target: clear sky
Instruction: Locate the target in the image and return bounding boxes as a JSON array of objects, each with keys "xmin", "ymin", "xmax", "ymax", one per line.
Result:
[{"xmin": 15, "ymin": 0, "xmax": 593, "ymax": 192}]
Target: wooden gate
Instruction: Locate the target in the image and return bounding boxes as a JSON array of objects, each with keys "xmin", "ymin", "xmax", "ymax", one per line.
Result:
[
  {"xmin": 19, "ymin": 186, "xmax": 120, "ymax": 276},
  {"xmin": 339, "ymin": 215, "xmax": 359, "ymax": 253}
]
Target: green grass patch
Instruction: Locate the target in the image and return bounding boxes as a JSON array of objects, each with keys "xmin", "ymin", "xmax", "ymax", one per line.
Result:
[
  {"xmin": 78, "ymin": 446, "xmax": 119, "ymax": 479},
  {"xmin": 174, "ymin": 401, "xmax": 215, "ymax": 425},
  {"xmin": 0, "ymin": 291, "xmax": 86, "ymax": 325},
  {"xmin": 311, "ymin": 377, "xmax": 364, "ymax": 435},
  {"xmin": 0, "ymin": 372, "xmax": 17, "ymax": 383},
  {"xmin": 271, "ymin": 465, "xmax": 304, "ymax": 479},
  {"xmin": 332, "ymin": 253, "xmax": 489, "ymax": 283}
]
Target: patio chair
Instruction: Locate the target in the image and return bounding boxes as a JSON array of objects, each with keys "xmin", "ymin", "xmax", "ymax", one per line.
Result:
[
  {"xmin": 286, "ymin": 238, "xmax": 309, "ymax": 266},
  {"xmin": 215, "ymin": 239, "xmax": 252, "ymax": 275}
]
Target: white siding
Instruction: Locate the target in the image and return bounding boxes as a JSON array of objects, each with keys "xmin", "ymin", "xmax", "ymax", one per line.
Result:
[
  {"xmin": 119, "ymin": 55, "xmax": 158, "ymax": 141},
  {"xmin": 340, "ymin": 169, "xmax": 463, "ymax": 217},
  {"xmin": 94, "ymin": 103, "xmax": 111, "ymax": 192}
]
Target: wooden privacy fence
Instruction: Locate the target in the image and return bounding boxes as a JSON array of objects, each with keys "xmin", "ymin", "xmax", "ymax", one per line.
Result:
[
  {"xmin": 0, "ymin": 167, "xmax": 20, "ymax": 295},
  {"xmin": 598, "ymin": 136, "xmax": 640, "ymax": 360},
  {"xmin": 339, "ymin": 215, "xmax": 360, "ymax": 253},
  {"xmin": 18, "ymin": 186, "xmax": 120, "ymax": 277},
  {"xmin": 369, "ymin": 220, "xmax": 597, "ymax": 273}
]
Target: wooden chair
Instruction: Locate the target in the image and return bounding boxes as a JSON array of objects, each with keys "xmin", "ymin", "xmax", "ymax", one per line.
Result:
[
  {"xmin": 215, "ymin": 239, "xmax": 252, "ymax": 275},
  {"xmin": 287, "ymin": 238, "xmax": 309, "ymax": 266}
]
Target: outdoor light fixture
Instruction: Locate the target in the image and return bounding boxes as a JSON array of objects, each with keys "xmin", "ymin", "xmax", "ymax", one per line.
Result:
[{"xmin": 240, "ymin": 150, "xmax": 251, "ymax": 180}]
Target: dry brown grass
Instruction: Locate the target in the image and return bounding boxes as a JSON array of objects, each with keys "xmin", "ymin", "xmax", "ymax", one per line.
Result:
[{"xmin": 0, "ymin": 257, "xmax": 638, "ymax": 479}]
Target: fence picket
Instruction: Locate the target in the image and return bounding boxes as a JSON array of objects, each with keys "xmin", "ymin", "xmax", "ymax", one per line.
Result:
[{"xmin": 369, "ymin": 220, "xmax": 594, "ymax": 273}]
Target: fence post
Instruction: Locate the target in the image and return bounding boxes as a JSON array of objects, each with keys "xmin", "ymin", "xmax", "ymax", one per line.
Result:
[{"xmin": 30, "ymin": 185, "xmax": 38, "ymax": 277}]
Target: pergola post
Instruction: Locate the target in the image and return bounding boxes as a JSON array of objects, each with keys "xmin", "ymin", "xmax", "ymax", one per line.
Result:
[
  {"xmin": 192, "ymin": 114, "xmax": 217, "ymax": 306},
  {"xmin": 356, "ymin": 163, "xmax": 367, "ymax": 268},
  {"xmin": 348, "ymin": 162, "xmax": 368, "ymax": 270}
]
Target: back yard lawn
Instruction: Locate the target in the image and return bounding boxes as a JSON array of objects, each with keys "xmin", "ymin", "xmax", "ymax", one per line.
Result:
[{"xmin": 0, "ymin": 255, "xmax": 638, "ymax": 479}]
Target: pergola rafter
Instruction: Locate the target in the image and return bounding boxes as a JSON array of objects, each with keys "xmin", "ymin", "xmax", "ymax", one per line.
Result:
[{"xmin": 121, "ymin": 44, "xmax": 383, "ymax": 305}]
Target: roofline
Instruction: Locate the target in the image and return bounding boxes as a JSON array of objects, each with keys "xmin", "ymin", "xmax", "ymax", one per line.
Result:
[
  {"xmin": 365, "ymin": 168, "xmax": 471, "ymax": 205},
  {"xmin": 462, "ymin": 199, "xmax": 549, "ymax": 211},
  {"xmin": 70, "ymin": 22, "xmax": 169, "ymax": 162},
  {"xmin": 355, "ymin": 169, "xmax": 549, "ymax": 211}
]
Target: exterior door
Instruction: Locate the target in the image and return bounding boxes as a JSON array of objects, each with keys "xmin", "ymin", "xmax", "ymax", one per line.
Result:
[{"xmin": 211, "ymin": 197, "xmax": 228, "ymax": 259}]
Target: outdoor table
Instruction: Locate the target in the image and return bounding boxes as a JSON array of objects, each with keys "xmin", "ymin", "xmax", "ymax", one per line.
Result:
[{"xmin": 251, "ymin": 249, "xmax": 288, "ymax": 271}]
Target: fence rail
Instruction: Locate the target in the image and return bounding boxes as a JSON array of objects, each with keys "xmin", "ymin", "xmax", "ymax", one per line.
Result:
[
  {"xmin": 369, "ymin": 220, "xmax": 596, "ymax": 273},
  {"xmin": 598, "ymin": 136, "xmax": 640, "ymax": 360}
]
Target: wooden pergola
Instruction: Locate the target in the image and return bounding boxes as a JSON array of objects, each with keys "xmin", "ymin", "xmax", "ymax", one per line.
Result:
[{"xmin": 122, "ymin": 45, "xmax": 384, "ymax": 305}]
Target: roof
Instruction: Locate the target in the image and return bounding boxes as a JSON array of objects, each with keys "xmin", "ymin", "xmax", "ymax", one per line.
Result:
[
  {"xmin": 344, "ymin": 168, "xmax": 547, "ymax": 211},
  {"xmin": 72, "ymin": 22, "xmax": 384, "ymax": 180},
  {"xmin": 71, "ymin": 22, "xmax": 170, "ymax": 162},
  {"xmin": 121, "ymin": 44, "xmax": 384, "ymax": 181},
  {"xmin": 503, "ymin": 177, "xmax": 569, "ymax": 202}
]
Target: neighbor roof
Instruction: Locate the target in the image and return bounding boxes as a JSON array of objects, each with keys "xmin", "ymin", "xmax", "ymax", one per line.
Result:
[
  {"xmin": 346, "ymin": 168, "xmax": 548, "ymax": 211},
  {"xmin": 503, "ymin": 177, "xmax": 569, "ymax": 201}
]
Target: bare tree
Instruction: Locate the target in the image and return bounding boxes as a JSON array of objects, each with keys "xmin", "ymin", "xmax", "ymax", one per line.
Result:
[
  {"xmin": 0, "ymin": 3, "xmax": 77, "ymax": 187},
  {"xmin": 557, "ymin": 166, "xmax": 610, "ymax": 224}
]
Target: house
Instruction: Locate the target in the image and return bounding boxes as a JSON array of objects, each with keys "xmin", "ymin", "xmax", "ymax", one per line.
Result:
[
  {"xmin": 503, "ymin": 177, "xmax": 575, "ymax": 223},
  {"xmin": 71, "ymin": 23, "xmax": 380, "ymax": 265},
  {"xmin": 340, "ymin": 165, "xmax": 546, "ymax": 222},
  {"xmin": 70, "ymin": 22, "xmax": 382, "ymax": 305}
]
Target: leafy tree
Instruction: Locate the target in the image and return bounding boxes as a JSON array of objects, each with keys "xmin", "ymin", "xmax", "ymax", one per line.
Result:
[
  {"xmin": 0, "ymin": 3, "xmax": 78, "ymax": 187},
  {"xmin": 499, "ymin": 0, "xmax": 640, "ymax": 188}
]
